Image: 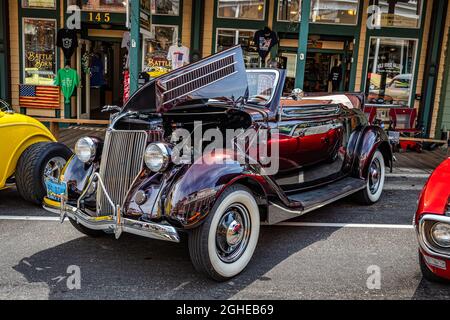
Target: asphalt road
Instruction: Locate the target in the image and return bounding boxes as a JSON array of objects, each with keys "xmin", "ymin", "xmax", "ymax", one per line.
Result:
[{"xmin": 0, "ymin": 174, "xmax": 449, "ymax": 300}]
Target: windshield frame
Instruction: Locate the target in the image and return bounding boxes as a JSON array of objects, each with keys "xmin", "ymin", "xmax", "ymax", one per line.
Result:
[{"xmin": 245, "ymin": 69, "xmax": 280, "ymax": 108}]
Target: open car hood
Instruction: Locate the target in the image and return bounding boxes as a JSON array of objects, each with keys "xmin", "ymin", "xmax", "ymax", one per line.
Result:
[{"xmin": 122, "ymin": 46, "xmax": 248, "ymax": 114}]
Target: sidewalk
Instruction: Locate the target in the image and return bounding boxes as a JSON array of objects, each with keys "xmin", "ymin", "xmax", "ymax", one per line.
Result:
[{"xmin": 59, "ymin": 126, "xmax": 449, "ymax": 176}]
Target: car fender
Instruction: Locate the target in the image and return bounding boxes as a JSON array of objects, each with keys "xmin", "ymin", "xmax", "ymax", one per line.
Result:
[
  {"xmin": 162, "ymin": 151, "xmax": 273, "ymax": 229},
  {"xmin": 352, "ymin": 125, "xmax": 392, "ymax": 179},
  {"xmin": 0, "ymin": 124, "xmax": 55, "ymax": 188},
  {"xmin": 415, "ymin": 158, "xmax": 450, "ymax": 224}
]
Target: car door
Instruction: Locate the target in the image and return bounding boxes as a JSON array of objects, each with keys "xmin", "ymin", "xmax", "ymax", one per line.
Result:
[{"xmin": 273, "ymin": 103, "xmax": 346, "ymax": 191}]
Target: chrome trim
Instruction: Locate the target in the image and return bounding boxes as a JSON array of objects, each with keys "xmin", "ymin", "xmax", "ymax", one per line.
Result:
[
  {"xmin": 159, "ymin": 52, "xmax": 236, "ymax": 85},
  {"xmin": 417, "ymin": 214, "xmax": 450, "ymax": 259},
  {"xmin": 60, "ymin": 202, "xmax": 180, "ymax": 243},
  {"xmin": 57, "ymin": 168, "xmax": 179, "ymax": 242},
  {"xmin": 97, "ymin": 130, "xmax": 148, "ymax": 216}
]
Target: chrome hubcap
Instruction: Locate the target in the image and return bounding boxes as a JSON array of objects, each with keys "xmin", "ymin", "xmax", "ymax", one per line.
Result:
[
  {"xmin": 368, "ymin": 158, "xmax": 381, "ymax": 194},
  {"xmin": 216, "ymin": 204, "xmax": 251, "ymax": 263},
  {"xmin": 43, "ymin": 156, "xmax": 66, "ymax": 180}
]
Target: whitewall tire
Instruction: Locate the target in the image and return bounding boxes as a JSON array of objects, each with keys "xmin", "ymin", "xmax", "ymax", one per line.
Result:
[
  {"xmin": 355, "ymin": 150, "xmax": 385, "ymax": 205},
  {"xmin": 188, "ymin": 184, "xmax": 260, "ymax": 281}
]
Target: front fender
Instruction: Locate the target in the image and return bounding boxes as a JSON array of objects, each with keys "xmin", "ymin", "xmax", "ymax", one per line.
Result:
[
  {"xmin": 353, "ymin": 125, "xmax": 392, "ymax": 179},
  {"xmin": 163, "ymin": 158, "xmax": 249, "ymax": 228}
]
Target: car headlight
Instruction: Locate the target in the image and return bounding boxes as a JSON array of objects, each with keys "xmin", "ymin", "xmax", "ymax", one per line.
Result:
[
  {"xmin": 75, "ymin": 137, "xmax": 96, "ymax": 163},
  {"xmin": 144, "ymin": 143, "xmax": 170, "ymax": 172},
  {"xmin": 430, "ymin": 222, "xmax": 450, "ymax": 248}
]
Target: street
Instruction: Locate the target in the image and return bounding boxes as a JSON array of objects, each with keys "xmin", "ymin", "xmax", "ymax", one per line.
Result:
[{"xmin": 0, "ymin": 173, "xmax": 449, "ymax": 300}]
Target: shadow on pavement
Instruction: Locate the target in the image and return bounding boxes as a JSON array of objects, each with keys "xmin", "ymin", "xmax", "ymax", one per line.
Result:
[{"xmin": 13, "ymin": 226, "xmax": 337, "ymax": 300}]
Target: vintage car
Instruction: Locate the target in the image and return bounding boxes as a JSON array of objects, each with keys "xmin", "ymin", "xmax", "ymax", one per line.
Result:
[
  {"xmin": 415, "ymin": 158, "xmax": 450, "ymax": 282},
  {"xmin": 43, "ymin": 46, "xmax": 392, "ymax": 281},
  {"xmin": 0, "ymin": 99, "xmax": 72, "ymax": 204}
]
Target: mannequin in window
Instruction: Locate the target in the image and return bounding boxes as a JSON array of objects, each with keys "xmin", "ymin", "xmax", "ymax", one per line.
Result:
[{"xmin": 167, "ymin": 38, "xmax": 190, "ymax": 70}]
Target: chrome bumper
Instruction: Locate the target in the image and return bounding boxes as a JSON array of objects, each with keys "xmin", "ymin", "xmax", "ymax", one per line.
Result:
[
  {"xmin": 61, "ymin": 202, "xmax": 180, "ymax": 242},
  {"xmin": 49, "ymin": 171, "xmax": 180, "ymax": 243}
]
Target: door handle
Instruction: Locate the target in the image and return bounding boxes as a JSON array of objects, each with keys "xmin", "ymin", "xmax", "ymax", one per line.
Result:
[{"xmin": 321, "ymin": 137, "xmax": 330, "ymax": 143}]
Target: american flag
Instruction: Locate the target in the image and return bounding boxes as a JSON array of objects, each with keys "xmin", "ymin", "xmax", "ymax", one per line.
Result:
[{"xmin": 19, "ymin": 85, "xmax": 61, "ymax": 109}]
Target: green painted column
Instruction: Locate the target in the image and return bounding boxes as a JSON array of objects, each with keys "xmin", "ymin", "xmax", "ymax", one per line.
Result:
[
  {"xmin": 129, "ymin": 0, "xmax": 141, "ymax": 95},
  {"xmin": 294, "ymin": 0, "xmax": 311, "ymax": 89}
]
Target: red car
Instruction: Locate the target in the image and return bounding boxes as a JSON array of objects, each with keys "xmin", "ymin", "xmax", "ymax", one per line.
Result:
[{"xmin": 415, "ymin": 158, "xmax": 450, "ymax": 282}]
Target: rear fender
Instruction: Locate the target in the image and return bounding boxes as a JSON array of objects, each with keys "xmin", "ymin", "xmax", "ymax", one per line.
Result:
[{"xmin": 353, "ymin": 126, "xmax": 393, "ymax": 179}]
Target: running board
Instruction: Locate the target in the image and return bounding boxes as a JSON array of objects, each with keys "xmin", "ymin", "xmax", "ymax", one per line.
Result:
[{"xmin": 267, "ymin": 177, "xmax": 366, "ymax": 225}]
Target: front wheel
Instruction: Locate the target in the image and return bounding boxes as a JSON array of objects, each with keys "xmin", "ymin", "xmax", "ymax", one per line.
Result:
[
  {"xmin": 16, "ymin": 142, "xmax": 72, "ymax": 205},
  {"xmin": 355, "ymin": 150, "xmax": 385, "ymax": 205},
  {"xmin": 188, "ymin": 184, "xmax": 260, "ymax": 281}
]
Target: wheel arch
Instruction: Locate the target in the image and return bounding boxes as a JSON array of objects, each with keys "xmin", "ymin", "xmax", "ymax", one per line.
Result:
[
  {"xmin": 1, "ymin": 134, "xmax": 55, "ymax": 188},
  {"xmin": 353, "ymin": 126, "xmax": 393, "ymax": 179}
]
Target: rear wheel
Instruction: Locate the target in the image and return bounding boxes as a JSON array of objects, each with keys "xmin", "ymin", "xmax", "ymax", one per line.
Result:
[
  {"xmin": 16, "ymin": 142, "xmax": 72, "ymax": 205},
  {"xmin": 355, "ymin": 150, "xmax": 385, "ymax": 205},
  {"xmin": 188, "ymin": 184, "xmax": 260, "ymax": 281}
]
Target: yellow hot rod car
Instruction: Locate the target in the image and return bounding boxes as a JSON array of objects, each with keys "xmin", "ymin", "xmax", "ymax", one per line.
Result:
[{"xmin": 0, "ymin": 99, "xmax": 72, "ymax": 204}]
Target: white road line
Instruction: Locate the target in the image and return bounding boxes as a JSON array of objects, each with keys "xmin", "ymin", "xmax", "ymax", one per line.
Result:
[
  {"xmin": 386, "ymin": 173, "xmax": 430, "ymax": 178},
  {"xmin": 268, "ymin": 222, "xmax": 414, "ymax": 229},
  {"xmin": 0, "ymin": 216, "xmax": 60, "ymax": 221},
  {"xmin": 1, "ymin": 216, "xmax": 415, "ymax": 229},
  {"xmin": 383, "ymin": 185, "xmax": 424, "ymax": 190}
]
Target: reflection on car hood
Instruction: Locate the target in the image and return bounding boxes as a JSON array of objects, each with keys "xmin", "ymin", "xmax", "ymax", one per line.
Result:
[{"xmin": 123, "ymin": 45, "xmax": 248, "ymax": 114}]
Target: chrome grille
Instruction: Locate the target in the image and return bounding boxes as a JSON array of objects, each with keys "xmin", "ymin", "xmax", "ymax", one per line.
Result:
[{"xmin": 97, "ymin": 130, "xmax": 148, "ymax": 215}]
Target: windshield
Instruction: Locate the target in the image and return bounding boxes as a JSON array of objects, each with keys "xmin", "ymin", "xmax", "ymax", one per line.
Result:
[{"xmin": 246, "ymin": 70, "xmax": 279, "ymax": 107}]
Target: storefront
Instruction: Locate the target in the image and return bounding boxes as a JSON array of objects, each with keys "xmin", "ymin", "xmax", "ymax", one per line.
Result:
[
  {"xmin": 5, "ymin": 0, "xmax": 450, "ymax": 139},
  {"xmin": 7, "ymin": 0, "xmax": 189, "ymax": 120}
]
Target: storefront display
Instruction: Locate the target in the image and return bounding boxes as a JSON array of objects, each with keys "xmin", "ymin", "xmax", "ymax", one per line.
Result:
[
  {"xmin": 54, "ymin": 67, "xmax": 79, "ymax": 103},
  {"xmin": 216, "ymin": 28, "xmax": 259, "ymax": 68},
  {"xmin": 217, "ymin": 0, "xmax": 265, "ymax": 20},
  {"xmin": 253, "ymin": 27, "xmax": 278, "ymax": 60},
  {"xmin": 167, "ymin": 42, "xmax": 189, "ymax": 70},
  {"xmin": 143, "ymin": 25, "xmax": 178, "ymax": 77},
  {"xmin": 22, "ymin": 0, "xmax": 56, "ymax": 9},
  {"xmin": 57, "ymin": 28, "xmax": 78, "ymax": 63},
  {"xmin": 23, "ymin": 18, "xmax": 57, "ymax": 86},
  {"xmin": 79, "ymin": 0, "xmax": 126, "ymax": 13},
  {"xmin": 369, "ymin": 0, "xmax": 422, "ymax": 28},
  {"xmin": 152, "ymin": 0, "xmax": 180, "ymax": 15},
  {"xmin": 278, "ymin": 0, "xmax": 300, "ymax": 22},
  {"xmin": 365, "ymin": 37, "xmax": 417, "ymax": 107},
  {"xmin": 310, "ymin": 0, "xmax": 358, "ymax": 25}
]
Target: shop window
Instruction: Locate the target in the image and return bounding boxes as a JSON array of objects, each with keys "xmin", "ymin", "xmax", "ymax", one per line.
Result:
[
  {"xmin": 22, "ymin": 0, "xmax": 56, "ymax": 9},
  {"xmin": 365, "ymin": 37, "xmax": 417, "ymax": 107},
  {"xmin": 278, "ymin": 0, "xmax": 301, "ymax": 22},
  {"xmin": 216, "ymin": 28, "xmax": 259, "ymax": 68},
  {"xmin": 310, "ymin": 0, "xmax": 358, "ymax": 25},
  {"xmin": 217, "ymin": 0, "xmax": 265, "ymax": 20},
  {"xmin": 77, "ymin": 0, "xmax": 126, "ymax": 12},
  {"xmin": 22, "ymin": 18, "xmax": 57, "ymax": 85},
  {"xmin": 369, "ymin": 0, "xmax": 422, "ymax": 28},
  {"xmin": 143, "ymin": 25, "xmax": 178, "ymax": 77},
  {"xmin": 152, "ymin": 0, "xmax": 180, "ymax": 15}
]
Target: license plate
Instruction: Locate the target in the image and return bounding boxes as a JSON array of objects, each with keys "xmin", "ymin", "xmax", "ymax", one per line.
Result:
[{"xmin": 45, "ymin": 178, "xmax": 67, "ymax": 202}]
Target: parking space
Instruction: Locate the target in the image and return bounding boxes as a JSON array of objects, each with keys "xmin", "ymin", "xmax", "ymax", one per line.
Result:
[{"xmin": 1, "ymin": 170, "xmax": 449, "ymax": 300}]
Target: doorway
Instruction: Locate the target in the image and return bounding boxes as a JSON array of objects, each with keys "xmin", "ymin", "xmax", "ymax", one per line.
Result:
[
  {"xmin": 304, "ymin": 51, "xmax": 350, "ymax": 93},
  {"xmin": 79, "ymin": 37, "xmax": 126, "ymax": 120}
]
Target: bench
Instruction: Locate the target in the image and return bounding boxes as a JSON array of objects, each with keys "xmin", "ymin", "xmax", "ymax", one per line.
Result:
[{"xmin": 35, "ymin": 118, "xmax": 110, "ymax": 139}]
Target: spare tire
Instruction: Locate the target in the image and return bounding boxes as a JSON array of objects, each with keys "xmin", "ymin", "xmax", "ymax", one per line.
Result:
[{"xmin": 16, "ymin": 142, "xmax": 72, "ymax": 205}]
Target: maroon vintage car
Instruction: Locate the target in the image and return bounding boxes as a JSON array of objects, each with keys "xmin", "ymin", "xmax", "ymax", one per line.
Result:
[
  {"xmin": 415, "ymin": 158, "xmax": 450, "ymax": 282},
  {"xmin": 43, "ymin": 46, "xmax": 392, "ymax": 281}
]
